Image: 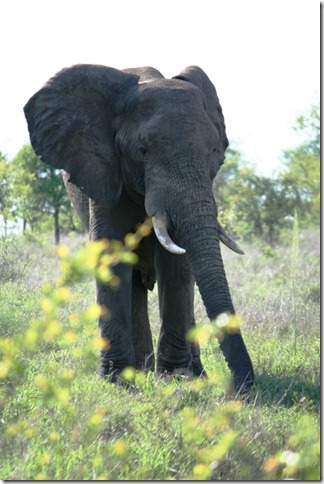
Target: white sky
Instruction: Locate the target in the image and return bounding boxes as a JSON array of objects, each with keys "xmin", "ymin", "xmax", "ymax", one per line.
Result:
[{"xmin": 0, "ymin": 0, "xmax": 319, "ymax": 175}]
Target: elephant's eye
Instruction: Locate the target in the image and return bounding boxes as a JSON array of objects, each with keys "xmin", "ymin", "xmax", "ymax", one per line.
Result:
[{"xmin": 134, "ymin": 145, "xmax": 149, "ymax": 161}]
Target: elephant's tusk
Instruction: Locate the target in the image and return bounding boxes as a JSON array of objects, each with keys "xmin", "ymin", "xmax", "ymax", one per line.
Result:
[
  {"xmin": 152, "ymin": 216, "xmax": 186, "ymax": 255},
  {"xmin": 152, "ymin": 215, "xmax": 243, "ymax": 255},
  {"xmin": 217, "ymin": 221, "xmax": 245, "ymax": 255}
]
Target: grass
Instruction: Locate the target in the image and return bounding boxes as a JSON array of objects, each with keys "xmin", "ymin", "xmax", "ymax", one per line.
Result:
[{"xmin": 0, "ymin": 229, "xmax": 320, "ymax": 480}]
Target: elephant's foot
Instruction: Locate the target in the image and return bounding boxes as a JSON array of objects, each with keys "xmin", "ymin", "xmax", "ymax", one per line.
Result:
[
  {"xmin": 99, "ymin": 352, "xmax": 155, "ymax": 385},
  {"xmin": 232, "ymin": 370, "xmax": 254, "ymax": 396},
  {"xmin": 157, "ymin": 366, "xmax": 207, "ymax": 382},
  {"xmin": 134, "ymin": 350, "xmax": 155, "ymax": 372},
  {"xmin": 157, "ymin": 342, "xmax": 207, "ymax": 379},
  {"xmin": 157, "ymin": 367, "xmax": 194, "ymax": 382},
  {"xmin": 99, "ymin": 350, "xmax": 136, "ymax": 383},
  {"xmin": 99, "ymin": 364, "xmax": 138, "ymax": 390},
  {"xmin": 99, "ymin": 360, "xmax": 124, "ymax": 383},
  {"xmin": 191, "ymin": 355, "xmax": 208, "ymax": 378},
  {"xmin": 157, "ymin": 356, "xmax": 207, "ymax": 379},
  {"xmin": 189, "ymin": 341, "xmax": 207, "ymax": 377}
]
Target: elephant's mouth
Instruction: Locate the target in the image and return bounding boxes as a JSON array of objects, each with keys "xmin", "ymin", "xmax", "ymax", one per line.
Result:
[{"xmin": 152, "ymin": 215, "xmax": 245, "ymax": 255}]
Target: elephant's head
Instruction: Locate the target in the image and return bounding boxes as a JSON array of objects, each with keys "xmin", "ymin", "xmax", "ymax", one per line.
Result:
[{"xmin": 24, "ymin": 64, "xmax": 253, "ymax": 391}]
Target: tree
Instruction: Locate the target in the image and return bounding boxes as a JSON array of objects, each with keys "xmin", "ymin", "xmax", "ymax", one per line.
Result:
[
  {"xmin": 281, "ymin": 103, "xmax": 320, "ymax": 227},
  {"xmin": 10, "ymin": 150, "xmax": 39, "ymax": 232},
  {"xmin": 213, "ymin": 147, "xmax": 240, "ymax": 209},
  {"xmin": 0, "ymin": 152, "xmax": 15, "ymax": 237},
  {"xmin": 215, "ymin": 165, "xmax": 295, "ymax": 245},
  {"xmin": 12, "ymin": 144, "xmax": 77, "ymax": 244},
  {"xmin": 214, "ymin": 103, "xmax": 320, "ymax": 245}
]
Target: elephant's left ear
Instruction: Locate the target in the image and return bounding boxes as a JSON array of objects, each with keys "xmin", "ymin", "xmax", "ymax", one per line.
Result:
[{"xmin": 173, "ymin": 66, "xmax": 229, "ymax": 151}]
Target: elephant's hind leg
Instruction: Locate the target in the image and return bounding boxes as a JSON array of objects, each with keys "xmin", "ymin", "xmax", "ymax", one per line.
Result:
[{"xmin": 131, "ymin": 270, "xmax": 155, "ymax": 371}]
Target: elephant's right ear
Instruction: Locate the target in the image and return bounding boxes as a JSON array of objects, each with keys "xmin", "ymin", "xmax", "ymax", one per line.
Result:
[{"xmin": 24, "ymin": 64, "xmax": 139, "ymax": 208}]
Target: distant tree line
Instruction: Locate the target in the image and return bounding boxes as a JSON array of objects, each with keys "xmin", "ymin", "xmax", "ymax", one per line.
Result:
[
  {"xmin": 0, "ymin": 103, "xmax": 319, "ymax": 245},
  {"xmin": 214, "ymin": 103, "xmax": 320, "ymax": 245},
  {"xmin": 0, "ymin": 146, "xmax": 83, "ymax": 244}
]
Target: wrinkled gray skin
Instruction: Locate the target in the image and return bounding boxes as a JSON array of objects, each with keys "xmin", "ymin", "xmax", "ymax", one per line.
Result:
[{"xmin": 24, "ymin": 64, "xmax": 254, "ymax": 392}]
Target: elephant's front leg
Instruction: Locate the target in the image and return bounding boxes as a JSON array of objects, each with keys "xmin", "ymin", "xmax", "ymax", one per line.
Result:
[
  {"xmin": 97, "ymin": 264, "xmax": 135, "ymax": 380},
  {"xmin": 89, "ymin": 197, "xmax": 142, "ymax": 381},
  {"xmin": 155, "ymin": 243, "xmax": 206, "ymax": 377}
]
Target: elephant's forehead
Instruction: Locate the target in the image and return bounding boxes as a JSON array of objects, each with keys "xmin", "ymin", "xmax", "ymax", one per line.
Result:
[
  {"xmin": 136, "ymin": 79, "xmax": 203, "ymax": 102},
  {"xmin": 129, "ymin": 80, "xmax": 205, "ymax": 116}
]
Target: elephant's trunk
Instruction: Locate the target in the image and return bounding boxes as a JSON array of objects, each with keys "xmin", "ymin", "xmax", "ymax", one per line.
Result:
[
  {"xmin": 171, "ymin": 193, "xmax": 254, "ymax": 392},
  {"xmin": 175, "ymin": 209, "xmax": 234, "ymax": 319}
]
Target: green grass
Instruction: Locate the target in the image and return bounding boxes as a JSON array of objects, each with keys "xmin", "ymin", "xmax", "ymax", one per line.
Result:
[{"xmin": 0, "ymin": 230, "xmax": 320, "ymax": 480}]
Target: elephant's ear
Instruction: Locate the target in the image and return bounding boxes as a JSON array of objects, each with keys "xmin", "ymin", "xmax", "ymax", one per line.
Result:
[
  {"xmin": 173, "ymin": 66, "xmax": 229, "ymax": 152},
  {"xmin": 24, "ymin": 64, "xmax": 139, "ymax": 208}
]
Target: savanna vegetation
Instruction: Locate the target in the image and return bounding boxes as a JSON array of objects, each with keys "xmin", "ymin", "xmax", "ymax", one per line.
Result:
[{"xmin": 0, "ymin": 104, "xmax": 320, "ymax": 480}]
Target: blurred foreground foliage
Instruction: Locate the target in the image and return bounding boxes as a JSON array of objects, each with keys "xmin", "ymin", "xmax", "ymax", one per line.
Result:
[{"xmin": 0, "ymin": 222, "xmax": 320, "ymax": 480}]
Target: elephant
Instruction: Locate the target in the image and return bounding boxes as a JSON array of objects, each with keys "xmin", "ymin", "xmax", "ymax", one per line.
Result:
[{"xmin": 24, "ymin": 64, "xmax": 254, "ymax": 393}]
